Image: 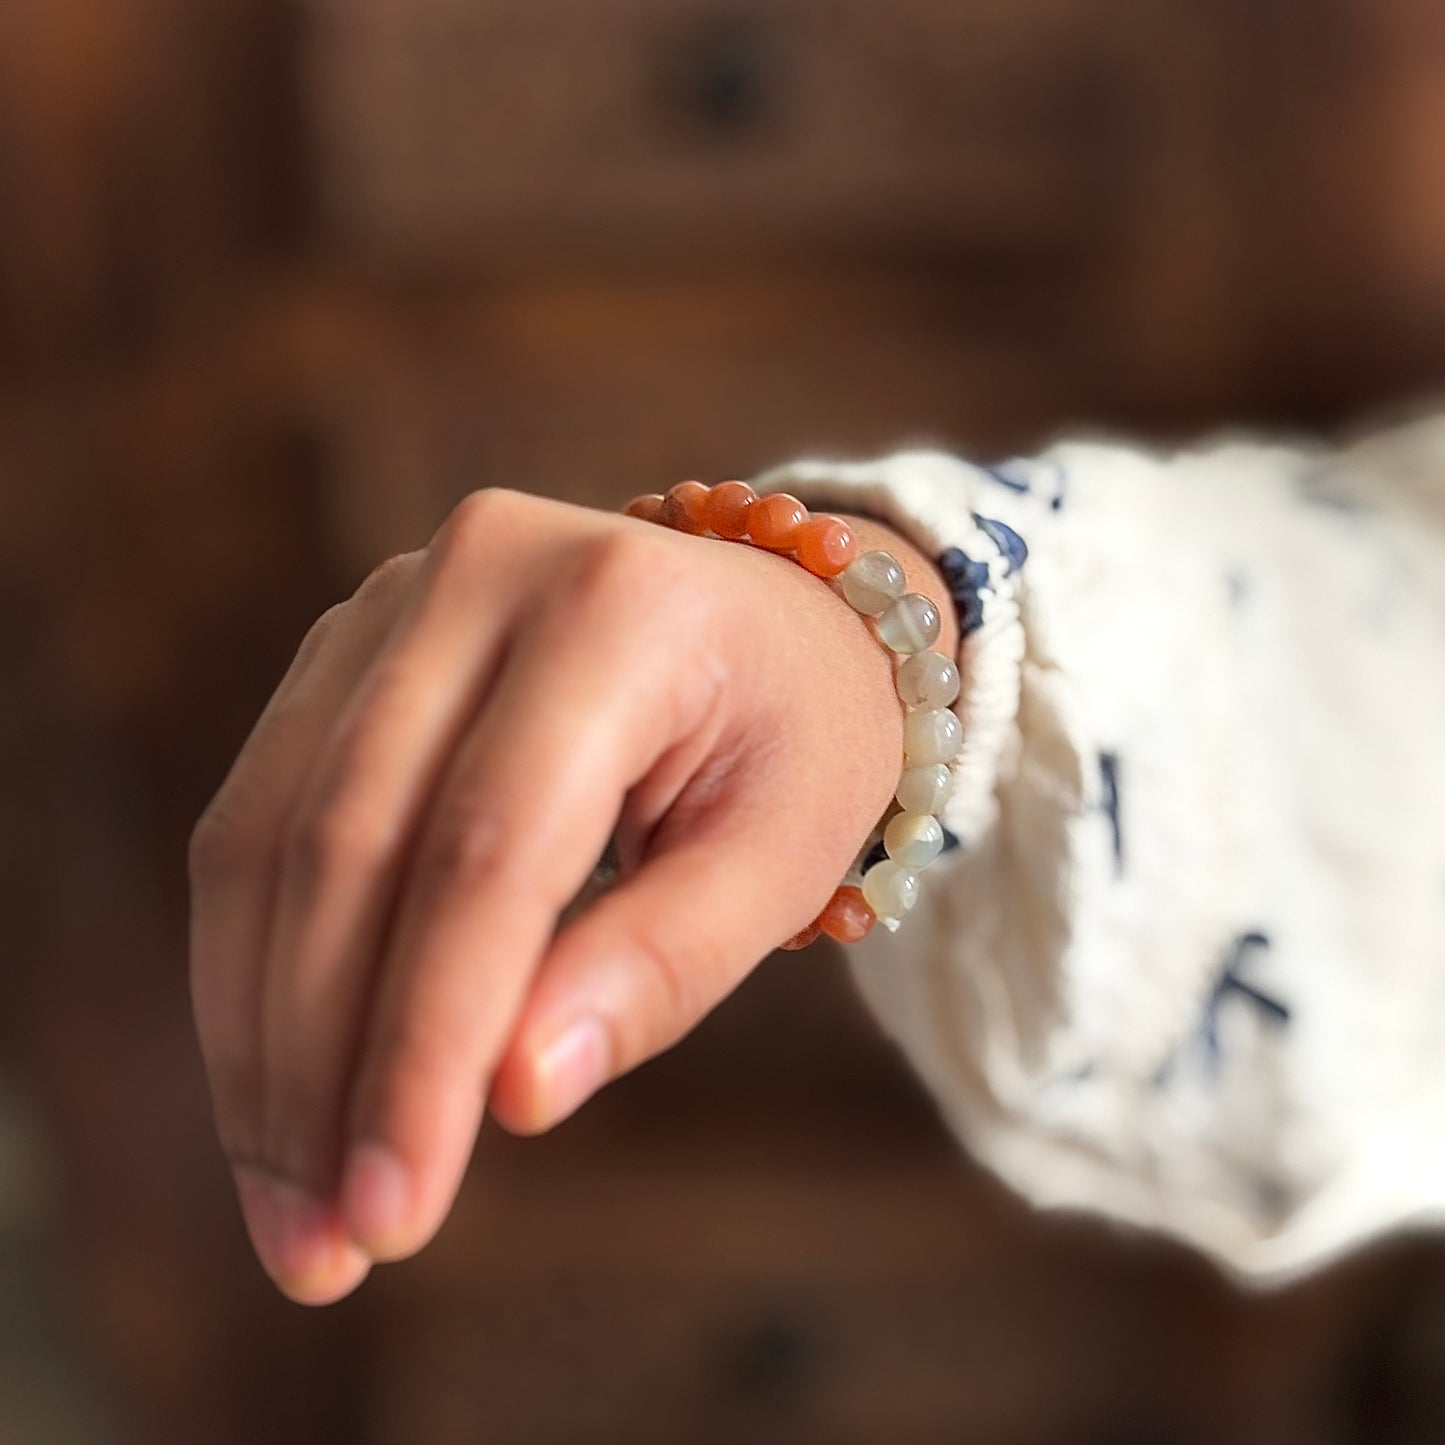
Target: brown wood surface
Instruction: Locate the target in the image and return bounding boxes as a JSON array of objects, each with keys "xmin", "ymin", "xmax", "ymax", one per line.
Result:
[{"xmin": 1, "ymin": 1, "xmax": 1442, "ymax": 1441}]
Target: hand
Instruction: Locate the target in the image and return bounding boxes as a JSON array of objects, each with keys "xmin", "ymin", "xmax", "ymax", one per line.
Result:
[{"xmin": 188, "ymin": 486, "xmax": 953, "ymax": 1304}]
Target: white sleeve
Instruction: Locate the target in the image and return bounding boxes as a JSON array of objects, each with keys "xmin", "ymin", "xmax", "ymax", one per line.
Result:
[{"xmin": 752, "ymin": 412, "xmax": 1445, "ymax": 1284}]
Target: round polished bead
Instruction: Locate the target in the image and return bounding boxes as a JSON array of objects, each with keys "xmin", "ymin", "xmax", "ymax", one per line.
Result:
[
  {"xmin": 896, "ymin": 650, "xmax": 960, "ymax": 709},
  {"xmin": 903, "ymin": 707, "xmax": 963, "ymax": 764},
  {"xmin": 703, "ymin": 480, "xmax": 757, "ymax": 539},
  {"xmin": 838, "ymin": 550, "xmax": 906, "ymax": 615},
  {"xmin": 779, "ymin": 918, "xmax": 822, "ymax": 951},
  {"xmin": 658, "ymin": 481, "xmax": 712, "ymax": 533},
  {"xmin": 884, "ymin": 811, "xmax": 944, "ymax": 869},
  {"xmin": 795, "ymin": 516, "xmax": 857, "ymax": 577},
  {"xmin": 623, "ymin": 493, "xmax": 665, "ymax": 522},
  {"xmin": 748, "ymin": 492, "xmax": 809, "ymax": 550},
  {"xmin": 861, "ymin": 859, "xmax": 920, "ymax": 920},
  {"xmin": 818, "ymin": 885, "xmax": 875, "ymax": 942},
  {"xmin": 896, "ymin": 763, "xmax": 953, "ymax": 815},
  {"xmin": 877, "ymin": 592, "xmax": 941, "ymax": 654}
]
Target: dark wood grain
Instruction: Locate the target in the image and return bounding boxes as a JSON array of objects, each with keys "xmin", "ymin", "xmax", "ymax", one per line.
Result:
[{"xmin": 1, "ymin": 1, "xmax": 1442, "ymax": 1441}]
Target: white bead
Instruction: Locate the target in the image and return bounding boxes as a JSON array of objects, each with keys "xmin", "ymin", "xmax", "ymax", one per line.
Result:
[
  {"xmin": 839, "ymin": 550, "xmax": 906, "ymax": 615},
  {"xmin": 903, "ymin": 707, "xmax": 962, "ymax": 764},
  {"xmin": 861, "ymin": 859, "xmax": 920, "ymax": 919},
  {"xmin": 896, "ymin": 650, "xmax": 960, "ymax": 709},
  {"xmin": 876, "ymin": 593, "xmax": 940, "ymax": 654},
  {"xmin": 897, "ymin": 763, "xmax": 952, "ymax": 814},
  {"xmin": 884, "ymin": 811, "xmax": 944, "ymax": 869}
]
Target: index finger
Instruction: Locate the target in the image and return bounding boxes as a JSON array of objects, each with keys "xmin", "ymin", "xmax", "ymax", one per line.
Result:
[{"xmin": 337, "ymin": 531, "xmax": 730, "ymax": 1260}]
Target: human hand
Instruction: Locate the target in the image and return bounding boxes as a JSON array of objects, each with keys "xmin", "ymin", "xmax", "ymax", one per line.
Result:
[{"xmin": 188, "ymin": 486, "xmax": 954, "ymax": 1304}]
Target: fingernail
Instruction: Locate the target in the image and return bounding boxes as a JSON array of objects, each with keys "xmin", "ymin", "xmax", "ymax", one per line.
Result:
[
  {"xmin": 234, "ymin": 1167, "xmax": 370, "ymax": 1306},
  {"xmin": 340, "ymin": 1142, "xmax": 413, "ymax": 1260},
  {"xmin": 534, "ymin": 1015, "xmax": 611, "ymax": 1125}
]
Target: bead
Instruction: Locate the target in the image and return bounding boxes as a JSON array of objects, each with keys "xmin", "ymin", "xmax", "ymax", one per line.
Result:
[
  {"xmin": 748, "ymin": 492, "xmax": 809, "ymax": 550},
  {"xmin": 658, "ymin": 481, "xmax": 711, "ymax": 534},
  {"xmin": 838, "ymin": 550, "xmax": 906, "ymax": 615},
  {"xmin": 896, "ymin": 763, "xmax": 952, "ymax": 815},
  {"xmin": 884, "ymin": 811, "xmax": 944, "ymax": 869},
  {"xmin": 780, "ymin": 919, "xmax": 822, "ymax": 951},
  {"xmin": 877, "ymin": 593, "xmax": 941, "ymax": 654},
  {"xmin": 818, "ymin": 885, "xmax": 875, "ymax": 942},
  {"xmin": 795, "ymin": 516, "xmax": 856, "ymax": 577},
  {"xmin": 861, "ymin": 859, "xmax": 919, "ymax": 920},
  {"xmin": 703, "ymin": 480, "xmax": 757, "ymax": 539},
  {"xmin": 623, "ymin": 493, "xmax": 664, "ymax": 522},
  {"xmin": 903, "ymin": 707, "xmax": 963, "ymax": 764},
  {"xmin": 896, "ymin": 650, "xmax": 960, "ymax": 709}
]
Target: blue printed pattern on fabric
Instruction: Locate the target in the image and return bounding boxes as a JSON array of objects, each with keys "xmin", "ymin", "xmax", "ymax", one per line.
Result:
[{"xmin": 1153, "ymin": 933, "xmax": 1290, "ymax": 1086}]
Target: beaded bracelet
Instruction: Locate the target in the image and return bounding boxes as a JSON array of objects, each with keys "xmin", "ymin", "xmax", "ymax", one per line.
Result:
[{"xmin": 622, "ymin": 479, "xmax": 962, "ymax": 949}]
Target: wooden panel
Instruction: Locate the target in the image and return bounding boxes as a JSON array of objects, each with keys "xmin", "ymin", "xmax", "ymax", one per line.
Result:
[{"xmin": 306, "ymin": 0, "xmax": 1139, "ymax": 264}]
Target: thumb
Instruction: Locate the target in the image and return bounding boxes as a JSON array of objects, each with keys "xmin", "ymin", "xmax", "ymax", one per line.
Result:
[{"xmin": 486, "ymin": 816, "xmax": 819, "ymax": 1135}]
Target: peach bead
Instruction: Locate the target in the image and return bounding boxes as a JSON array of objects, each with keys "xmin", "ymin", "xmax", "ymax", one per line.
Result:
[
  {"xmin": 818, "ymin": 885, "xmax": 875, "ymax": 943},
  {"xmin": 795, "ymin": 516, "xmax": 857, "ymax": 577},
  {"xmin": 623, "ymin": 493, "xmax": 664, "ymax": 522},
  {"xmin": 658, "ymin": 481, "xmax": 712, "ymax": 534},
  {"xmin": 748, "ymin": 492, "xmax": 808, "ymax": 550},
  {"xmin": 703, "ymin": 480, "xmax": 757, "ymax": 539},
  {"xmin": 779, "ymin": 919, "xmax": 822, "ymax": 951}
]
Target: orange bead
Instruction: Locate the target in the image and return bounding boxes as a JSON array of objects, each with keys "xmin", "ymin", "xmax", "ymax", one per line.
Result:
[
  {"xmin": 779, "ymin": 918, "xmax": 823, "ymax": 951},
  {"xmin": 817, "ymin": 885, "xmax": 875, "ymax": 943},
  {"xmin": 795, "ymin": 516, "xmax": 857, "ymax": 577},
  {"xmin": 658, "ymin": 481, "xmax": 712, "ymax": 534},
  {"xmin": 623, "ymin": 493, "xmax": 664, "ymax": 522},
  {"xmin": 703, "ymin": 480, "xmax": 757, "ymax": 539},
  {"xmin": 748, "ymin": 492, "xmax": 808, "ymax": 551}
]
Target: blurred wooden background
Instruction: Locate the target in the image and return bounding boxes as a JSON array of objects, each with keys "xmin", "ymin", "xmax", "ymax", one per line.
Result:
[{"xmin": 1, "ymin": 1, "xmax": 1443, "ymax": 1441}]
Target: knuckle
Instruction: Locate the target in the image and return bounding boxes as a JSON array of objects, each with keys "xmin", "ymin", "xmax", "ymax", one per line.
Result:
[
  {"xmin": 564, "ymin": 529, "xmax": 674, "ymax": 613},
  {"xmin": 355, "ymin": 550, "xmax": 420, "ymax": 605},
  {"xmin": 263, "ymin": 1078, "xmax": 333, "ymax": 1182},
  {"xmin": 205, "ymin": 1058, "xmax": 265, "ymax": 1159},
  {"xmin": 188, "ymin": 800, "xmax": 254, "ymax": 884},
  {"xmin": 295, "ymin": 600, "xmax": 346, "ymax": 664},
  {"xmin": 359, "ymin": 1012, "xmax": 479, "ymax": 1126},
  {"xmin": 423, "ymin": 801, "xmax": 508, "ymax": 889},
  {"xmin": 283, "ymin": 801, "xmax": 390, "ymax": 890},
  {"xmin": 629, "ymin": 928, "xmax": 708, "ymax": 1035},
  {"xmin": 438, "ymin": 487, "xmax": 526, "ymax": 555}
]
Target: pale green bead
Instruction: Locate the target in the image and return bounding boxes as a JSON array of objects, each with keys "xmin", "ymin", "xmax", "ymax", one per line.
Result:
[
  {"xmin": 896, "ymin": 650, "xmax": 960, "ymax": 709},
  {"xmin": 896, "ymin": 763, "xmax": 952, "ymax": 814},
  {"xmin": 876, "ymin": 592, "xmax": 940, "ymax": 654},
  {"xmin": 903, "ymin": 707, "xmax": 963, "ymax": 764},
  {"xmin": 839, "ymin": 549, "xmax": 906, "ymax": 615},
  {"xmin": 861, "ymin": 859, "xmax": 919, "ymax": 919},
  {"xmin": 884, "ymin": 811, "xmax": 944, "ymax": 869}
]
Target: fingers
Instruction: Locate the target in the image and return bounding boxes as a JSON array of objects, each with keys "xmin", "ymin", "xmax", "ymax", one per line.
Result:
[
  {"xmin": 336, "ymin": 535, "xmax": 727, "ymax": 1263},
  {"xmin": 245, "ymin": 512, "xmax": 538, "ymax": 1291},
  {"xmin": 188, "ymin": 551, "xmax": 421, "ymax": 1303},
  {"xmin": 486, "ymin": 806, "xmax": 800, "ymax": 1136}
]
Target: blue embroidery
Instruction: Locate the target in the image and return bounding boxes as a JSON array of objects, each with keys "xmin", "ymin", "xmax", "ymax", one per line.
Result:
[
  {"xmin": 1098, "ymin": 753, "xmax": 1124, "ymax": 874},
  {"xmin": 937, "ymin": 547, "xmax": 991, "ymax": 593},
  {"xmin": 973, "ymin": 515, "xmax": 1028, "ymax": 575},
  {"xmin": 1298, "ymin": 469, "xmax": 1368, "ymax": 513},
  {"xmin": 1154, "ymin": 932, "xmax": 1289, "ymax": 1086},
  {"xmin": 1050, "ymin": 466, "xmax": 1067, "ymax": 511},
  {"xmin": 935, "ymin": 546, "xmax": 989, "ymax": 637},
  {"xmin": 980, "ymin": 460, "xmax": 1032, "ymax": 494}
]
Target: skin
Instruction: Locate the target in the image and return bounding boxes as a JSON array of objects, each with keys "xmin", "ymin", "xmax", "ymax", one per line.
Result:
[{"xmin": 188, "ymin": 487, "xmax": 959, "ymax": 1305}]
